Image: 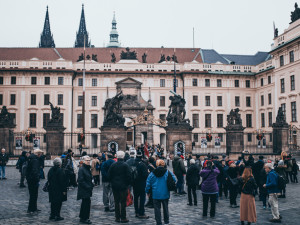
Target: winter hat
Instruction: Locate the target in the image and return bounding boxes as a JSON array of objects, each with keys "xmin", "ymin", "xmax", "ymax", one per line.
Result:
[
  {"xmin": 228, "ymin": 161, "xmax": 235, "ymax": 166},
  {"xmin": 190, "ymin": 159, "xmax": 195, "ymax": 164},
  {"xmin": 136, "ymin": 151, "xmax": 143, "ymax": 158},
  {"xmin": 130, "ymin": 149, "xmax": 136, "ymax": 157},
  {"xmin": 116, "ymin": 151, "xmax": 125, "ymax": 159},
  {"xmin": 278, "ymin": 160, "xmax": 284, "ymax": 166}
]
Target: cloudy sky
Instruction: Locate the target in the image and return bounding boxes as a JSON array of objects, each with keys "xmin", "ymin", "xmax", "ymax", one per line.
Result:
[{"xmin": 0, "ymin": 0, "xmax": 297, "ymax": 54}]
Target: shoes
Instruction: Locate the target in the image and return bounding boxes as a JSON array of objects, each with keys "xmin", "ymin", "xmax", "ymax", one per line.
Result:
[
  {"xmin": 187, "ymin": 203, "xmax": 193, "ymax": 206},
  {"xmin": 121, "ymin": 218, "xmax": 129, "ymax": 223},
  {"xmin": 135, "ymin": 214, "xmax": 139, "ymax": 218},
  {"xmin": 138, "ymin": 214, "xmax": 149, "ymax": 219},
  {"xmin": 210, "ymin": 216, "xmax": 215, "ymax": 218},
  {"xmin": 146, "ymin": 204, "xmax": 154, "ymax": 208},
  {"xmin": 104, "ymin": 207, "xmax": 109, "ymax": 212},
  {"xmin": 194, "ymin": 203, "xmax": 197, "ymax": 206},
  {"xmin": 279, "ymin": 215, "xmax": 282, "ymax": 219},
  {"xmin": 2, "ymin": 177, "xmax": 7, "ymax": 180},
  {"xmin": 20, "ymin": 185, "xmax": 26, "ymax": 188},
  {"xmin": 35, "ymin": 209, "xmax": 41, "ymax": 212},
  {"xmin": 115, "ymin": 219, "xmax": 120, "ymax": 223},
  {"xmin": 231, "ymin": 205, "xmax": 239, "ymax": 208},
  {"xmin": 80, "ymin": 219, "xmax": 92, "ymax": 224},
  {"xmin": 181, "ymin": 191, "xmax": 187, "ymax": 194},
  {"xmin": 49, "ymin": 216, "xmax": 55, "ymax": 220},
  {"xmin": 55, "ymin": 216, "xmax": 64, "ymax": 221},
  {"xmin": 263, "ymin": 206, "xmax": 266, "ymax": 209},
  {"xmin": 269, "ymin": 218, "xmax": 281, "ymax": 223},
  {"xmin": 109, "ymin": 208, "xmax": 115, "ymax": 212}
]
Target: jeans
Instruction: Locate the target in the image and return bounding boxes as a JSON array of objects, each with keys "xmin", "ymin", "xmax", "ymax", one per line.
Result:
[
  {"xmin": 269, "ymin": 193, "xmax": 280, "ymax": 220},
  {"xmin": 93, "ymin": 175, "xmax": 100, "ymax": 185},
  {"xmin": 51, "ymin": 201, "xmax": 62, "ymax": 218},
  {"xmin": 27, "ymin": 181, "xmax": 39, "ymax": 212},
  {"xmin": 292, "ymin": 173, "xmax": 298, "ymax": 183},
  {"xmin": 176, "ymin": 175, "xmax": 184, "ymax": 194},
  {"xmin": 188, "ymin": 185, "xmax": 197, "ymax": 204},
  {"xmin": 285, "ymin": 171, "xmax": 293, "ymax": 183},
  {"xmin": 219, "ymin": 181, "xmax": 228, "ymax": 198},
  {"xmin": 229, "ymin": 185, "xmax": 238, "ymax": 205},
  {"xmin": 0, "ymin": 166, "xmax": 6, "ymax": 178},
  {"xmin": 153, "ymin": 199, "xmax": 169, "ymax": 225},
  {"xmin": 103, "ymin": 182, "xmax": 114, "ymax": 209},
  {"xmin": 133, "ymin": 188, "xmax": 146, "ymax": 215},
  {"xmin": 113, "ymin": 189, "xmax": 127, "ymax": 220},
  {"xmin": 202, "ymin": 193, "xmax": 217, "ymax": 217},
  {"xmin": 79, "ymin": 198, "xmax": 91, "ymax": 220}
]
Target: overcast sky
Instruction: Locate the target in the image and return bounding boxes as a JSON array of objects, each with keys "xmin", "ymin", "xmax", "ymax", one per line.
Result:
[{"xmin": 0, "ymin": 0, "xmax": 297, "ymax": 54}]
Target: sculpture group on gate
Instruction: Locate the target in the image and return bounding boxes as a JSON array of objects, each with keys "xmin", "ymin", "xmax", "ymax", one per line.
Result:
[
  {"xmin": 0, "ymin": 106, "xmax": 14, "ymax": 127},
  {"xmin": 103, "ymin": 91, "xmax": 125, "ymax": 126},
  {"xmin": 47, "ymin": 102, "xmax": 63, "ymax": 126},
  {"xmin": 166, "ymin": 92, "xmax": 190, "ymax": 125},
  {"xmin": 227, "ymin": 108, "xmax": 242, "ymax": 126}
]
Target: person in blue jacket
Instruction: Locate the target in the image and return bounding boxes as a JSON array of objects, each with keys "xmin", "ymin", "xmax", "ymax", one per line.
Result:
[
  {"xmin": 263, "ymin": 163, "xmax": 281, "ymax": 223},
  {"xmin": 146, "ymin": 159, "xmax": 176, "ymax": 225}
]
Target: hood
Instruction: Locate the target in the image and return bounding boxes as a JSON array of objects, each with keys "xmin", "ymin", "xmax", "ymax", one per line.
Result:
[
  {"xmin": 174, "ymin": 155, "xmax": 181, "ymax": 161},
  {"xmin": 21, "ymin": 151, "xmax": 27, "ymax": 156},
  {"xmin": 28, "ymin": 153, "xmax": 38, "ymax": 160},
  {"xmin": 153, "ymin": 167, "xmax": 167, "ymax": 177}
]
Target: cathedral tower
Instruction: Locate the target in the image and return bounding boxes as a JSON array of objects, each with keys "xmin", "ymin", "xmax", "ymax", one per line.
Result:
[
  {"xmin": 75, "ymin": 4, "xmax": 91, "ymax": 48},
  {"xmin": 107, "ymin": 12, "xmax": 120, "ymax": 48},
  {"xmin": 39, "ymin": 6, "xmax": 55, "ymax": 48}
]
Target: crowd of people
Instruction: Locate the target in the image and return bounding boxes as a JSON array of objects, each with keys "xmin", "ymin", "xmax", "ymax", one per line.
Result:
[{"xmin": 0, "ymin": 146, "xmax": 299, "ymax": 224}]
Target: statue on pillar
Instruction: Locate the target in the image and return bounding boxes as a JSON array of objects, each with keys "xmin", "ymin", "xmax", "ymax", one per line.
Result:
[
  {"xmin": 47, "ymin": 102, "xmax": 62, "ymax": 127},
  {"xmin": 273, "ymin": 107, "xmax": 288, "ymax": 127},
  {"xmin": 103, "ymin": 92, "xmax": 125, "ymax": 126},
  {"xmin": 225, "ymin": 108, "xmax": 244, "ymax": 130},
  {"xmin": 0, "ymin": 106, "xmax": 15, "ymax": 127},
  {"xmin": 166, "ymin": 92, "xmax": 190, "ymax": 125}
]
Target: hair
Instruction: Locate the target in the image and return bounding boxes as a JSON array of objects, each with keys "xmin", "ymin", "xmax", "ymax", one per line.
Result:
[
  {"xmin": 149, "ymin": 157, "xmax": 155, "ymax": 164},
  {"xmin": 242, "ymin": 167, "xmax": 253, "ymax": 182},
  {"xmin": 156, "ymin": 159, "xmax": 165, "ymax": 167},
  {"xmin": 265, "ymin": 163, "xmax": 274, "ymax": 170},
  {"xmin": 93, "ymin": 154, "xmax": 98, "ymax": 158},
  {"xmin": 190, "ymin": 159, "xmax": 195, "ymax": 164},
  {"xmin": 206, "ymin": 160, "xmax": 213, "ymax": 170},
  {"xmin": 67, "ymin": 149, "xmax": 72, "ymax": 153},
  {"xmin": 53, "ymin": 157, "xmax": 62, "ymax": 167},
  {"xmin": 82, "ymin": 151, "xmax": 87, "ymax": 156}
]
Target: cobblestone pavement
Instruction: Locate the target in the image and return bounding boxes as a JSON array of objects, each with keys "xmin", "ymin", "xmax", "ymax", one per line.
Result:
[{"xmin": 0, "ymin": 167, "xmax": 299, "ymax": 225}]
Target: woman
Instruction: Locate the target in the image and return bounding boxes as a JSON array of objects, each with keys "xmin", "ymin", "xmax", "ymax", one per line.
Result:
[
  {"xmin": 48, "ymin": 158, "xmax": 67, "ymax": 221},
  {"xmin": 239, "ymin": 167, "xmax": 257, "ymax": 225},
  {"xmin": 77, "ymin": 155, "xmax": 93, "ymax": 224},
  {"xmin": 275, "ymin": 160, "xmax": 287, "ymax": 198},
  {"xmin": 186, "ymin": 159, "xmax": 199, "ymax": 206},
  {"xmin": 200, "ymin": 160, "xmax": 220, "ymax": 218},
  {"xmin": 91, "ymin": 154, "xmax": 100, "ymax": 187},
  {"xmin": 227, "ymin": 161, "xmax": 239, "ymax": 208}
]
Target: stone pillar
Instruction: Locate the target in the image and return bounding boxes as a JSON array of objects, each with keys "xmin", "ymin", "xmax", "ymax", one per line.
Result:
[
  {"xmin": 225, "ymin": 129, "xmax": 245, "ymax": 155},
  {"xmin": 100, "ymin": 126, "xmax": 127, "ymax": 152},
  {"xmin": 272, "ymin": 107, "xmax": 289, "ymax": 154},
  {"xmin": 0, "ymin": 128, "xmax": 14, "ymax": 155},
  {"xmin": 45, "ymin": 126, "xmax": 66, "ymax": 155}
]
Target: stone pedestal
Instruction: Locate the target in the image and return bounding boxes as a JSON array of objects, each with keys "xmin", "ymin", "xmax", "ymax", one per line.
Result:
[
  {"xmin": 45, "ymin": 126, "xmax": 66, "ymax": 155},
  {"xmin": 273, "ymin": 126, "xmax": 289, "ymax": 154},
  {"xmin": 225, "ymin": 129, "xmax": 244, "ymax": 155},
  {"xmin": 165, "ymin": 124, "xmax": 193, "ymax": 154},
  {"xmin": 0, "ymin": 128, "xmax": 14, "ymax": 155},
  {"xmin": 100, "ymin": 126, "xmax": 127, "ymax": 152}
]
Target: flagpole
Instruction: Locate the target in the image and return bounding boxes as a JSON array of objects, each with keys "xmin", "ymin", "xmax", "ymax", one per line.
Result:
[
  {"xmin": 82, "ymin": 34, "xmax": 86, "ymax": 145},
  {"xmin": 173, "ymin": 48, "xmax": 176, "ymax": 93}
]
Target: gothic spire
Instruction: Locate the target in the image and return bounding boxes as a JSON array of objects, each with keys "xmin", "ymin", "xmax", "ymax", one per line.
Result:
[
  {"xmin": 107, "ymin": 12, "xmax": 120, "ymax": 48},
  {"xmin": 39, "ymin": 6, "xmax": 55, "ymax": 48},
  {"xmin": 75, "ymin": 4, "xmax": 91, "ymax": 48}
]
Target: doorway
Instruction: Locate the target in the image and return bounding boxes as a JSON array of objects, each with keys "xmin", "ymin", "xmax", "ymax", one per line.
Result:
[{"xmin": 142, "ymin": 132, "xmax": 147, "ymax": 144}]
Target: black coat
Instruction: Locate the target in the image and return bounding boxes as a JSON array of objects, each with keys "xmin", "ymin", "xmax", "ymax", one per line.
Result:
[
  {"xmin": 239, "ymin": 177, "xmax": 257, "ymax": 196},
  {"xmin": 48, "ymin": 166, "xmax": 67, "ymax": 203},
  {"xmin": 77, "ymin": 164, "xmax": 93, "ymax": 200},
  {"xmin": 186, "ymin": 164, "xmax": 200, "ymax": 186},
  {"xmin": 108, "ymin": 159, "xmax": 132, "ymax": 191},
  {"xmin": 133, "ymin": 158, "xmax": 148, "ymax": 191},
  {"xmin": 26, "ymin": 154, "xmax": 40, "ymax": 183},
  {"xmin": 0, "ymin": 153, "xmax": 9, "ymax": 166}
]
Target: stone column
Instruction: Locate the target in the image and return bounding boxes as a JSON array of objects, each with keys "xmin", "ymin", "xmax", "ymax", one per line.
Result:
[
  {"xmin": 272, "ymin": 107, "xmax": 289, "ymax": 154},
  {"xmin": 100, "ymin": 126, "xmax": 127, "ymax": 152},
  {"xmin": 0, "ymin": 106, "xmax": 16, "ymax": 155},
  {"xmin": 225, "ymin": 128, "xmax": 245, "ymax": 155},
  {"xmin": 45, "ymin": 126, "xmax": 66, "ymax": 155}
]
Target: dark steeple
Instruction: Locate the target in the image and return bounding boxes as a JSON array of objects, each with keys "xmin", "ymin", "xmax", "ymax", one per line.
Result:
[
  {"xmin": 39, "ymin": 6, "xmax": 55, "ymax": 48},
  {"xmin": 75, "ymin": 4, "xmax": 91, "ymax": 48}
]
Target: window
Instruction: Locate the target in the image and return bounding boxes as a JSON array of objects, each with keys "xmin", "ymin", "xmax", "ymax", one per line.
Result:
[
  {"xmin": 289, "ymin": 50, "xmax": 294, "ymax": 63},
  {"xmin": 10, "ymin": 94, "xmax": 16, "ymax": 105},
  {"xmin": 261, "ymin": 78, "xmax": 264, "ymax": 87},
  {"xmin": 247, "ymin": 133, "xmax": 252, "ymax": 142},
  {"xmin": 281, "ymin": 103, "xmax": 286, "ymax": 118},
  {"xmin": 246, "ymin": 80, "xmax": 250, "ymax": 88},
  {"xmin": 192, "ymin": 114, "xmax": 199, "ymax": 128},
  {"xmin": 45, "ymin": 77, "xmax": 50, "ymax": 85},
  {"xmin": 217, "ymin": 79, "xmax": 222, "ymax": 87},
  {"xmin": 269, "ymin": 133, "xmax": 273, "ymax": 142},
  {"xmin": 91, "ymin": 114, "xmax": 98, "ymax": 128},
  {"xmin": 0, "ymin": 77, "xmax": 3, "ymax": 85},
  {"xmin": 29, "ymin": 113, "xmax": 36, "ymax": 128},
  {"xmin": 280, "ymin": 55, "xmax": 284, "ymax": 67},
  {"xmin": 92, "ymin": 134, "xmax": 98, "ymax": 148},
  {"xmin": 246, "ymin": 114, "xmax": 252, "ymax": 128},
  {"xmin": 291, "ymin": 102, "xmax": 297, "ymax": 122},
  {"xmin": 193, "ymin": 133, "xmax": 199, "ymax": 142},
  {"xmin": 217, "ymin": 114, "xmax": 223, "ymax": 128},
  {"xmin": 290, "ymin": 75, "xmax": 295, "ymax": 91},
  {"xmin": 92, "ymin": 78, "xmax": 97, "ymax": 87},
  {"xmin": 160, "ymin": 96, "xmax": 165, "ymax": 107},
  {"xmin": 43, "ymin": 113, "xmax": 50, "ymax": 127},
  {"xmin": 59, "ymin": 113, "xmax": 64, "ymax": 126},
  {"xmin": 127, "ymin": 132, "xmax": 133, "ymax": 142},
  {"xmin": 91, "ymin": 96, "xmax": 97, "ymax": 106},
  {"xmin": 0, "ymin": 94, "xmax": 2, "ymax": 105},
  {"xmin": 31, "ymin": 77, "xmax": 37, "ymax": 85},
  {"xmin": 78, "ymin": 78, "xmax": 83, "ymax": 86},
  {"xmin": 268, "ymin": 93, "xmax": 272, "ymax": 105},
  {"xmin": 261, "ymin": 95, "xmax": 264, "ymax": 106},
  {"xmin": 205, "ymin": 96, "xmax": 210, "ymax": 106},
  {"xmin": 78, "ymin": 96, "xmax": 83, "ymax": 106},
  {"xmin": 11, "ymin": 76, "xmax": 16, "ymax": 85},
  {"xmin": 217, "ymin": 96, "xmax": 222, "ymax": 106},
  {"xmin": 205, "ymin": 114, "xmax": 211, "ymax": 128},
  {"xmin": 235, "ymin": 80, "xmax": 239, "ymax": 87},
  {"xmin": 160, "ymin": 79, "xmax": 165, "ymax": 87},
  {"xmin": 44, "ymin": 94, "xmax": 49, "ymax": 105},
  {"xmin": 246, "ymin": 96, "xmax": 251, "ymax": 107},
  {"xmin": 280, "ymin": 78, "xmax": 285, "ymax": 93},
  {"xmin": 268, "ymin": 76, "xmax": 271, "ymax": 84},
  {"xmin": 31, "ymin": 94, "xmax": 36, "ymax": 105},
  {"xmin": 57, "ymin": 94, "xmax": 63, "ymax": 105},
  {"xmin": 235, "ymin": 96, "xmax": 240, "ymax": 107},
  {"xmin": 205, "ymin": 79, "xmax": 210, "ymax": 87},
  {"xmin": 193, "ymin": 96, "xmax": 198, "ymax": 106},
  {"xmin": 173, "ymin": 78, "xmax": 178, "ymax": 87},
  {"xmin": 192, "ymin": 79, "xmax": 198, "ymax": 86},
  {"xmin": 218, "ymin": 133, "xmax": 223, "ymax": 142},
  {"xmin": 11, "ymin": 113, "xmax": 16, "ymax": 125},
  {"xmin": 77, "ymin": 114, "xmax": 82, "ymax": 128},
  {"xmin": 159, "ymin": 114, "xmax": 166, "ymax": 121},
  {"xmin": 261, "ymin": 113, "xmax": 265, "ymax": 127},
  {"xmin": 268, "ymin": 112, "xmax": 272, "ymax": 127},
  {"xmin": 58, "ymin": 77, "xmax": 64, "ymax": 85}
]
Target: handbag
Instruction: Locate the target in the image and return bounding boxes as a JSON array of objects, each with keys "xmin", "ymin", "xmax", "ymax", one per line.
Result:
[
  {"xmin": 167, "ymin": 171, "xmax": 176, "ymax": 191},
  {"xmin": 42, "ymin": 181, "xmax": 49, "ymax": 192},
  {"xmin": 199, "ymin": 170, "xmax": 213, "ymax": 189},
  {"xmin": 126, "ymin": 189, "xmax": 133, "ymax": 207},
  {"xmin": 229, "ymin": 177, "xmax": 239, "ymax": 186}
]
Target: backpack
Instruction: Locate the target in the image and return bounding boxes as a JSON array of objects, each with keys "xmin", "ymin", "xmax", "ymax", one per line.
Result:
[
  {"xmin": 16, "ymin": 158, "xmax": 21, "ymax": 170},
  {"xmin": 277, "ymin": 174, "xmax": 287, "ymax": 190},
  {"xmin": 167, "ymin": 171, "xmax": 176, "ymax": 191},
  {"xmin": 130, "ymin": 166, "xmax": 138, "ymax": 181}
]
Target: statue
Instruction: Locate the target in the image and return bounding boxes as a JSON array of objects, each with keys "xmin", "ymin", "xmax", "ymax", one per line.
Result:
[
  {"xmin": 0, "ymin": 106, "xmax": 14, "ymax": 127},
  {"xmin": 166, "ymin": 56, "xmax": 171, "ymax": 61},
  {"xmin": 48, "ymin": 102, "xmax": 62, "ymax": 126},
  {"xmin": 120, "ymin": 47, "xmax": 137, "ymax": 60},
  {"xmin": 172, "ymin": 54, "xmax": 178, "ymax": 63},
  {"xmin": 158, "ymin": 54, "xmax": 166, "ymax": 63},
  {"xmin": 291, "ymin": 3, "xmax": 300, "ymax": 23},
  {"xmin": 142, "ymin": 53, "xmax": 147, "ymax": 63},
  {"xmin": 273, "ymin": 107, "xmax": 288, "ymax": 127},
  {"xmin": 226, "ymin": 108, "xmax": 242, "ymax": 126},
  {"xmin": 166, "ymin": 92, "xmax": 190, "ymax": 125},
  {"xmin": 103, "ymin": 92, "xmax": 125, "ymax": 126},
  {"xmin": 111, "ymin": 53, "xmax": 116, "ymax": 63},
  {"xmin": 274, "ymin": 28, "xmax": 278, "ymax": 38},
  {"xmin": 92, "ymin": 54, "xmax": 98, "ymax": 62},
  {"xmin": 77, "ymin": 53, "xmax": 84, "ymax": 62},
  {"xmin": 86, "ymin": 55, "xmax": 91, "ymax": 60}
]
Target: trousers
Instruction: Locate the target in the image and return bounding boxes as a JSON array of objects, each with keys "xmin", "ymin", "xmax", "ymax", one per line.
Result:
[
  {"xmin": 113, "ymin": 189, "xmax": 127, "ymax": 220},
  {"xmin": 202, "ymin": 193, "xmax": 217, "ymax": 217},
  {"xmin": 103, "ymin": 182, "xmax": 114, "ymax": 209},
  {"xmin": 51, "ymin": 201, "xmax": 62, "ymax": 217},
  {"xmin": 79, "ymin": 198, "xmax": 91, "ymax": 220},
  {"xmin": 153, "ymin": 199, "xmax": 169, "ymax": 225},
  {"xmin": 187, "ymin": 184, "xmax": 197, "ymax": 204},
  {"xmin": 27, "ymin": 181, "xmax": 39, "ymax": 212},
  {"xmin": 0, "ymin": 166, "xmax": 6, "ymax": 178},
  {"xmin": 133, "ymin": 188, "xmax": 146, "ymax": 216},
  {"xmin": 269, "ymin": 193, "xmax": 280, "ymax": 220}
]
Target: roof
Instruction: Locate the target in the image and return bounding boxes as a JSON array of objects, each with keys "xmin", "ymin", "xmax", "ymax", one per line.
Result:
[
  {"xmin": 201, "ymin": 49, "xmax": 271, "ymax": 66},
  {"xmin": 0, "ymin": 47, "xmax": 202, "ymax": 64}
]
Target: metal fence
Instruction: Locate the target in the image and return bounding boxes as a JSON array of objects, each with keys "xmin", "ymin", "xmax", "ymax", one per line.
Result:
[
  {"xmin": 192, "ymin": 133, "xmax": 226, "ymax": 155},
  {"xmin": 243, "ymin": 132, "xmax": 273, "ymax": 154}
]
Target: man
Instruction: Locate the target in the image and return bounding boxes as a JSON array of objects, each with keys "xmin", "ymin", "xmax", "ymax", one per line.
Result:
[
  {"xmin": 108, "ymin": 151, "xmax": 132, "ymax": 223},
  {"xmin": 16, "ymin": 151, "xmax": 28, "ymax": 187},
  {"xmin": 101, "ymin": 152, "xmax": 115, "ymax": 212},
  {"xmin": 26, "ymin": 149, "xmax": 43, "ymax": 214},
  {"xmin": 0, "ymin": 148, "xmax": 9, "ymax": 180},
  {"xmin": 264, "ymin": 163, "xmax": 282, "ymax": 223},
  {"xmin": 133, "ymin": 151, "xmax": 149, "ymax": 219},
  {"xmin": 172, "ymin": 151, "xmax": 186, "ymax": 195}
]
